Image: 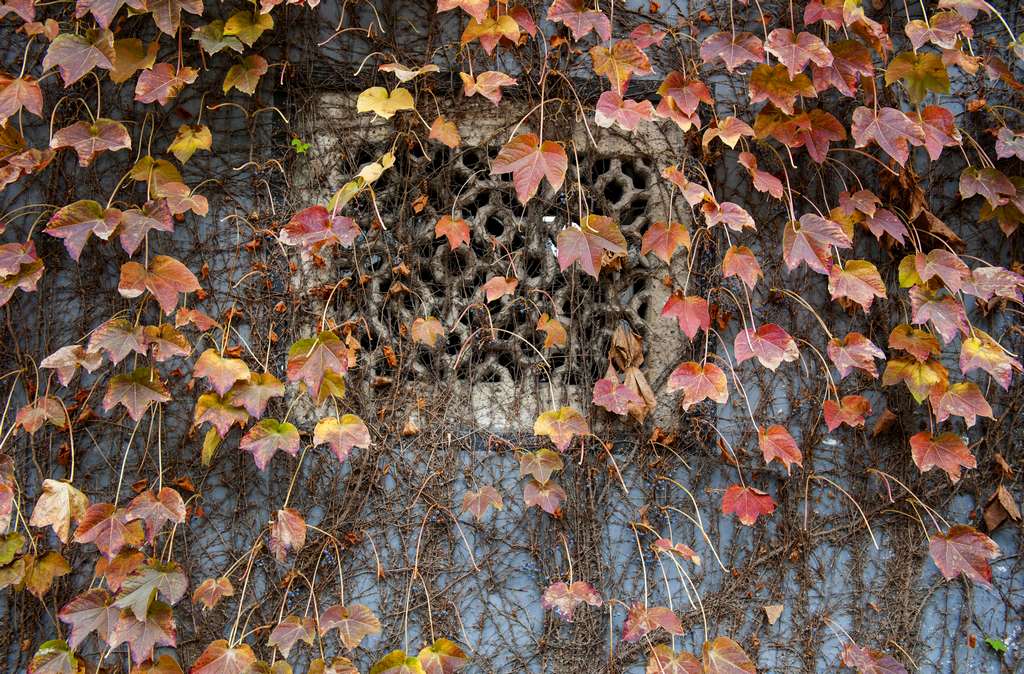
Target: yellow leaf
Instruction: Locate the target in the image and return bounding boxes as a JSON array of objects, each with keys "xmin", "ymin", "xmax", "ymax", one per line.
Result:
[
  {"xmin": 356, "ymin": 87, "xmax": 415, "ymax": 119},
  {"xmin": 167, "ymin": 124, "xmax": 212, "ymax": 163}
]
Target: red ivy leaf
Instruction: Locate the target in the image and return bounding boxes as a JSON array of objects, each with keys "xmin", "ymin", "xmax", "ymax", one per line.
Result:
[
  {"xmin": 929, "ymin": 525, "xmax": 999, "ymax": 587},
  {"xmin": 734, "ymin": 324, "xmax": 799, "ymax": 371},
  {"xmin": 667, "ymin": 361, "xmax": 728, "ymax": 410},
  {"xmin": 541, "ymin": 580, "xmax": 603, "ymax": 621},
  {"xmin": 758, "ymin": 424, "xmax": 803, "ymax": 473},
  {"xmin": 50, "ymin": 118, "xmax": 131, "ymax": 167},
  {"xmin": 909, "ymin": 431, "xmax": 976, "ymax": 483},
  {"xmin": 721, "ymin": 484, "xmax": 776, "ymax": 525},
  {"xmin": 490, "ymin": 133, "xmax": 567, "ymax": 204}
]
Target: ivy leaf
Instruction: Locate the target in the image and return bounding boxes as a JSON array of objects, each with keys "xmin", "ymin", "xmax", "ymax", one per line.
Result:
[
  {"xmin": 646, "ymin": 645, "xmax": 700, "ymax": 674},
  {"xmin": 518, "ymin": 448, "xmax": 564, "ymax": 483},
  {"xmin": 118, "ymin": 199, "xmax": 173, "ymax": 255},
  {"xmin": 482, "ymin": 276, "xmax": 517, "ymax": 302},
  {"xmin": 523, "ymin": 479, "xmax": 566, "ymax": 515},
  {"xmin": 653, "ymin": 538, "xmax": 701, "ymax": 566},
  {"xmin": 541, "ymin": 581, "xmax": 603, "ymax": 622},
  {"xmin": 885, "ymin": 51, "xmax": 950, "ymax": 103},
  {"xmin": 320, "ymin": 603, "xmax": 382, "ymax": 649},
  {"xmin": 370, "ymin": 651, "xmax": 425, "ymax": 674},
  {"xmin": 783, "ymin": 214, "xmax": 852, "ymax": 273},
  {"xmin": 29, "ymin": 479, "xmax": 88, "ymax": 544},
  {"xmin": 909, "ymin": 287, "xmax": 968, "ymax": 344},
  {"xmin": 661, "ymin": 292, "xmax": 709, "ymax": 339},
  {"xmin": 88, "ymin": 317, "xmax": 146, "ymax": 364},
  {"xmin": 959, "ymin": 167, "xmax": 1015, "ymax": 208},
  {"xmin": 417, "ymin": 638, "xmax": 468, "ymax": 674},
  {"xmin": 589, "ymin": 39, "xmax": 651, "ymax": 94},
  {"xmin": 73, "ymin": 503, "xmax": 130, "ymax": 558},
  {"xmin": 851, "ymin": 106, "xmax": 925, "ymax": 166},
  {"xmin": 135, "ymin": 63, "xmax": 198, "ymax": 105},
  {"xmin": 356, "ymin": 86, "xmax": 415, "ymax": 119},
  {"xmin": 929, "ymin": 525, "xmax": 999, "ymax": 586},
  {"xmin": 995, "ymin": 126, "xmax": 1024, "ymax": 160},
  {"xmin": 536, "ymin": 313, "xmax": 567, "ymax": 349},
  {"xmin": 882, "ymin": 356, "xmax": 948, "ymax": 402},
  {"xmin": 768, "ymin": 108, "xmax": 846, "ymax": 163},
  {"xmin": 146, "ymin": 0, "xmax": 202, "ymax": 35},
  {"xmin": 58, "ymin": 588, "xmax": 118, "ymax": 649},
  {"xmin": 168, "ymin": 124, "xmax": 212, "ymax": 163},
  {"xmin": 917, "ymin": 104, "xmax": 962, "ymax": 162},
  {"xmin": 737, "ymin": 153, "xmax": 783, "ymax": 199},
  {"xmin": 863, "ymin": 208, "xmax": 909, "ymax": 243},
  {"xmin": 758, "ymin": 425, "xmax": 802, "ymax": 473},
  {"xmin": 462, "ymin": 485, "xmax": 503, "ymax": 520},
  {"xmin": 269, "ymin": 507, "xmax": 306, "ymax": 562},
  {"xmin": 223, "ymin": 54, "xmax": 268, "ymax": 95},
  {"xmin": 223, "ymin": 9, "xmax": 273, "ymax": 46},
  {"xmin": 110, "ymin": 38, "xmax": 160, "ymax": 84},
  {"xmin": 428, "ymin": 115, "xmax": 460, "ymax": 148},
  {"xmin": 190, "ymin": 640, "xmax": 256, "ymax": 674},
  {"xmin": 641, "ymin": 221, "xmax": 690, "ymax": 263},
  {"xmin": 192, "ymin": 576, "xmax": 234, "ymax": 611},
  {"xmin": 812, "ymin": 39, "xmax": 874, "ymax": 96},
  {"xmin": 910, "ymin": 432, "xmax": 976, "ymax": 482},
  {"xmin": 434, "ymin": 215, "xmax": 470, "ymax": 250},
  {"xmin": 622, "ymin": 603, "xmax": 683, "ymax": 642},
  {"xmin": 226, "ymin": 372, "xmax": 285, "ymax": 417},
  {"xmin": 749, "ymin": 64, "xmax": 816, "ymax": 115},
  {"xmin": 984, "ymin": 637, "xmax": 1008, "ymax": 654},
  {"xmin": 436, "ymin": 0, "xmax": 489, "ymax": 22},
  {"xmin": 592, "ymin": 376, "xmax": 644, "ymax": 416},
  {"xmin": 657, "ymin": 72, "xmax": 713, "ymax": 131},
  {"xmin": 23, "ymin": 551, "xmax": 71, "ymax": 598},
  {"xmin": 547, "ymin": 0, "xmax": 610, "ymax": 41},
  {"xmin": 700, "ymin": 31, "xmax": 765, "ymax": 71},
  {"xmin": 241, "ymin": 419, "xmax": 300, "ymax": 470},
  {"xmin": 126, "ymin": 487, "xmax": 185, "ymax": 544},
  {"xmin": 667, "ymin": 361, "xmax": 728, "ymax": 410},
  {"xmin": 0, "ymin": 76, "xmax": 42, "ymax": 124},
  {"xmin": 960, "ymin": 329, "xmax": 1022, "ymax": 390},
  {"xmin": 594, "ymin": 90, "xmax": 655, "ymax": 131},
  {"xmin": 461, "ymin": 13, "xmax": 520, "ymax": 55},
  {"xmin": 104, "ymin": 368, "xmax": 171, "ymax": 421},
  {"xmin": 721, "ymin": 485, "xmax": 776, "ymax": 525},
  {"xmin": 722, "ymin": 245, "xmax": 763, "ymax": 289},
  {"xmin": 734, "ymin": 324, "xmax": 799, "ymax": 371},
  {"xmin": 0, "ymin": 252, "xmax": 43, "ymax": 308},
  {"xmin": 534, "ymin": 407, "xmax": 589, "ymax": 451},
  {"xmin": 556, "ymin": 215, "xmax": 627, "ymax": 277},
  {"xmin": 287, "ymin": 331, "xmax": 348, "ymax": 400},
  {"xmin": 930, "ymin": 382, "xmax": 993, "ymax": 427},
  {"xmin": 411, "ymin": 317, "xmax": 445, "ymax": 347},
  {"xmin": 142, "ymin": 323, "xmax": 190, "ymax": 362},
  {"xmin": 193, "ymin": 393, "xmax": 248, "ymax": 437},
  {"xmin": 892, "ymin": 310, "xmax": 939, "ymax": 345},
  {"xmin": 764, "ymin": 28, "xmax": 833, "ymax": 77},
  {"xmin": 823, "ymin": 395, "xmax": 871, "ymax": 431},
  {"xmin": 118, "ymin": 255, "xmax": 200, "ymax": 314},
  {"xmin": 828, "ymin": 332, "xmax": 885, "ymax": 378},
  {"xmin": 490, "ymin": 133, "xmax": 568, "ymax": 204},
  {"xmin": 840, "ymin": 642, "xmax": 908, "ymax": 673},
  {"xmin": 50, "ymin": 118, "xmax": 131, "ymax": 167},
  {"xmin": 906, "ymin": 11, "xmax": 972, "ymax": 50},
  {"xmin": 379, "ymin": 61, "xmax": 440, "ymax": 83},
  {"xmin": 704, "ymin": 118, "xmax": 755, "ymax": 151},
  {"xmin": 43, "ymin": 29, "xmax": 114, "ymax": 86},
  {"xmin": 114, "ymin": 560, "xmax": 187, "ymax": 620},
  {"xmin": 313, "ymin": 414, "xmax": 370, "ymax": 463},
  {"xmin": 191, "ymin": 20, "xmax": 245, "ymax": 55},
  {"xmin": 40, "ymin": 344, "xmax": 103, "ymax": 386},
  {"xmin": 703, "ymin": 637, "xmax": 757, "ymax": 674},
  {"xmin": 28, "ymin": 639, "xmax": 81, "ymax": 674},
  {"xmin": 15, "ymin": 396, "xmax": 67, "ymax": 434},
  {"xmin": 829, "ymin": 259, "xmax": 886, "ymax": 312},
  {"xmin": 459, "ymin": 70, "xmax": 516, "ymax": 105},
  {"xmin": 280, "ymin": 205, "xmax": 361, "ymax": 259},
  {"xmin": 195, "ymin": 349, "xmax": 251, "ymax": 396},
  {"xmin": 268, "ymin": 615, "xmax": 316, "ymax": 658}
]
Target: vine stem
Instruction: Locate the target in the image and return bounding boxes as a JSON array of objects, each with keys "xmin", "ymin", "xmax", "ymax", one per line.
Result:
[
  {"xmin": 806, "ymin": 474, "xmax": 879, "ymax": 549},
  {"xmin": 112, "ymin": 415, "xmax": 145, "ymax": 509},
  {"xmin": 228, "ymin": 540, "xmax": 263, "ymax": 646}
]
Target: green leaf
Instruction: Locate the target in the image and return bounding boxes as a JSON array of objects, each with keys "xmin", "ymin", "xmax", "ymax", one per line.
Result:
[{"xmin": 985, "ymin": 637, "xmax": 1008, "ymax": 653}]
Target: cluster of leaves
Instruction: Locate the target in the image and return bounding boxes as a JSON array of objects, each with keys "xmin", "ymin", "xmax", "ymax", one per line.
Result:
[{"xmin": 0, "ymin": 0, "xmax": 1022, "ymax": 670}]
